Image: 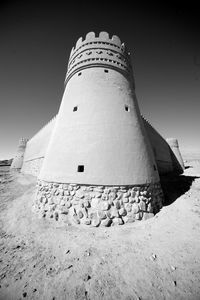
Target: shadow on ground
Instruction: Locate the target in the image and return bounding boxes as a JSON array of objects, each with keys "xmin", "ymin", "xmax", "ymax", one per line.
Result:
[{"xmin": 160, "ymin": 173, "xmax": 199, "ymax": 206}]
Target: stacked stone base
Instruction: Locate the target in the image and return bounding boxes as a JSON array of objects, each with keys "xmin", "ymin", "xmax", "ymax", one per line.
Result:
[{"xmin": 33, "ymin": 180, "xmax": 164, "ymax": 226}]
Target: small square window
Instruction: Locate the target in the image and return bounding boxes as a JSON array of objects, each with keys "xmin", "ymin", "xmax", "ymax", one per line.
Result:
[
  {"xmin": 78, "ymin": 72, "xmax": 82, "ymax": 76},
  {"xmin": 77, "ymin": 165, "xmax": 84, "ymax": 172},
  {"xmin": 125, "ymin": 105, "xmax": 130, "ymax": 112},
  {"xmin": 73, "ymin": 106, "xmax": 78, "ymax": 112},
  {"xmin": 104, "ymin": 69, "xmax": 109, "ymax": 73}
]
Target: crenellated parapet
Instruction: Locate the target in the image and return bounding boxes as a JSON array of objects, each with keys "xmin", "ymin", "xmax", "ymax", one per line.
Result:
[
  {"xmin": 18, "ymin": 137, "xmax": 29, "ymax": 148},
  {"xmin": 65, "ymin": 31, "xmax": 133, "ymax": 84}
]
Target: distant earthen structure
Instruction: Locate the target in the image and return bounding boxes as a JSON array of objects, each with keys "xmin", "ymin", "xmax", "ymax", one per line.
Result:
[
  {"xmin": 12, "ymin": 32, "xmax": 184, "ymax": 226},
  {"xmin": 10, "ymin": 138, "xmax": 28, "ymax": 171}
]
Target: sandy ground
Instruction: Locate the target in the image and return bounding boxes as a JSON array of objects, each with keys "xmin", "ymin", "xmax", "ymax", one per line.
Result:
[{"xmin": 0, "ymin": 161, "xmax": 200, "ymax": 300}]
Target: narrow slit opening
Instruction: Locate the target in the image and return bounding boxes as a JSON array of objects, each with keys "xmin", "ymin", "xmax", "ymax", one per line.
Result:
[
  {"xmin": 73, "ymin": 106, "xmax": 78, "ymax": 112},
  {"xmin": 125, "ymin": 105, "xmax": 130, "ymax": 112},
  {"xmin": 77, "ymin": 165, "xmax": 84, "ymax": 172}
]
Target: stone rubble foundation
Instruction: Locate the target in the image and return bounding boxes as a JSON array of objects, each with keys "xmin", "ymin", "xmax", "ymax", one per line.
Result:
[{"xmin": 33, "ymin": 180, "xmax": 164, "ymax": 226}]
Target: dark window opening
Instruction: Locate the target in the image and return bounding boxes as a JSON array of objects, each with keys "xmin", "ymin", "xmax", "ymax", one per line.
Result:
[
  {"xmin": 153, "ymin": 164, "xmax": 157, "ymax": 171},
  {"xmin": 73, "ymin": 106, "xmax": 78, "ymax": 112},
  {"xmin": 78, "ymin": 72, "xmax": 82, "ymax": 76},
  {"xmin": 77, "ymin": 165, "xmax": 84, "ymax": 172},
  {"xmin": 125, "ymin": 105, "xmax": 130, "ymax": 112},
  {"xmin": 104, "ymin": 69, "xmax": 109, "ymax": 73}
]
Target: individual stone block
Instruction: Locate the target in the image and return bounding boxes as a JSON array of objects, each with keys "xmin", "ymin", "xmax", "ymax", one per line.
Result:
[
  {"xmin": 91, "ymin": 217, "xmax": 101, "ymax": 227},
  {"xmin": 77, "ymin": 211, "xmax": 84, "ymax": 219},
  {"xmin": 101, "ymin": 218, "xmax": 112, "ymax": 227},
  {"xmin": 109, "ymin": 206, "xmax": 119, "ymax": 218},
  {"xmin": 128, "ymin": 197, "xmax": 135, "ymax": 204},
  {"xmin": 139, "ymin": 201, "xmax": 146, "ymax": 211},
  {"xmin": 75, "ymin": 190, "xmax": 85, "ymax": 198},
  {"xmin": 60, "ymin": 199, "xmax": 66, "ymax": 206},
  {"xmin": 59, "ymin": 214, "xmax": 69, "ymax": 223},
  {"xmin": 122, "ymin": 197, "xmax": 129, "ymax": 203},
  {"xmin": 114, "ymin": 200, "xmax": 120, "ymax": 209},
  {"xmin": 124, "ymin": 203, "xmax": 132, "ymax": 212},
  {"xmin": 93, "ymin": 192, "xmax": 102, "ymax": 198},
  {"xmin": 68, "ymin": 185, "xmax": 74, "ymax": 191},
  {"xmin": 116, "ymin": 192, "xmax": 122, "ymax": 200},
  {"xmin": 109, "ymin": 192, "xmax": 117, "ymax": 201},
  {"xmin": 135, "ymin": 212, "xmax": 143, "ymax": 220},
  {"xmin": 101, "ymin": 194, "xmax": 109, "ymax": 201},
  {"xmin": 122, "ymin": 215, "xmax": 135, "ymax": 223},
  {"xmin": 62, "ymin": 183, "xmax": 69, "ymax": 190},
  {"xmin": 53, "ymin": 196, "xmax": 61, "ymax": 205},
  {"xmin": 65, "ymin": 202, "xmax": 72, "ymax": 209},
  {"xmin": 74, "ymin": 185, "xmax": 80, "ymax": 191},
  {"xmin": 104, "ymin": 188, "xmax": 110, "ymax": 194},
  {"xmin": 147, "ymin": 203, "xmax": 153, "ymax": 213},
  {"xmin": 45, "ymin": 211, "xmax": 54, "ymax": 219},
  {"xmin": 118, "ymin": 207, "xmax": 127, "ymax": 216},
  {"xmin": 54, "ymin": 211, "xmax": 59, "ymax": 221},
  {"xmin": 91, "ymin": 198, "xmax": 101, "ymax": 208},
  {"xmin": 59, "ymin": 190, "xmax": 64, "ymax": 196},
  {"xmin": 112, "ymin": 217, "xmax": 123, "ymax": 225},
  {"xmin": 49, "ymin": 204, "xmax": 56, "ymax": 212},
  {"xmin": 100, "ymin": 202, "xmax": 110, "ymax": 211},
  {"xmin": 142, "ymin": 212, "xmax": 154, "ymax": 220},
  {"xmin": 131, "ymin": 191, "xmax": 136, "ymax": 198},
  {"xmin": 93, "ymin": 187, "xmax": 103, "ymax": 192},
  {"xmin": 84, "ymin": 219, "xmax": 91, "ymax": 225},
  {"xmin": 135, "ymin": 196, "xmax": 140, "ymax": 203},
  {"xmin": 64, "ymin": 190, "xmax": 70, "ymax": 196},
  {"xmin": 53, "ymin": 183, "xmax": 59, "ymax": 188},
  {"xmin": 97, "ymin": 210, "xmax": 107, "ymax": 220},
  {"xmin": 123, "ymin": 191, "xmax": 130, "ymax": 198},
  {"xmin": 72, "ymin": 215, "xmax": 80, "ymax": 224},
  {"xmin": 132, "ymin": 203, "xmax": 139, "ymax": 214},
  {"xmin": 83, "ymin": 200, "xmax": 90, "ymax": 208},
  {"xmin": 43, "ymin": 204, "xmax": 50, "ymax": 212},
  {"xmin": 58, "ymin": 206, "xmax": 69, "ymax": 215}
]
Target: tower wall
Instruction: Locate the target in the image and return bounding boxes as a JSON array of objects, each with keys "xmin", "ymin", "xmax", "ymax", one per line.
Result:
[
  {"xmin": 39, "ymin": 67, "xmax": 159, "ymax": 185},
  {"xmin": 39, "ymin": 32, "xmax": 159, "ymax": 185},
  {"xmin": 33, "ymin": 32, "xmax": 164, "ymax": 226}
]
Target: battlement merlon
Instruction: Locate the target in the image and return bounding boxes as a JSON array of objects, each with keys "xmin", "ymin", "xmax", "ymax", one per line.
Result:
[
  {"xmin": 18, "ymin": 138, "xmax": 29, "ymax": 147},
  {"xmin": 65, "ymin": 31, "xmax": 135, "ymax": 85}
]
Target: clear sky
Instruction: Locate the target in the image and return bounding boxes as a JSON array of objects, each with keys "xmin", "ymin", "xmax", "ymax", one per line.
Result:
[{"xmin": 0, "ymin": 1, "xmax": 200, "ymax": 159}]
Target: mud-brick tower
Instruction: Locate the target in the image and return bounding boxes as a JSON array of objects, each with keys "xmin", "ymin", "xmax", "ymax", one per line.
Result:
[
  {"xmin": 10, "ymin": 138, "xmax": 28, "ymax": 171},
  {"xmin": 166, "ymin": 138, "xmax": 185, "ymax": 172},
  {"xmin": 34, "ymin": 31, "xmax": 164, "ymax": 226}
]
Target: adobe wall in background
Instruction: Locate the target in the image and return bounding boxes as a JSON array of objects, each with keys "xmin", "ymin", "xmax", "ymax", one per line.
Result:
[
  {"xmin": 21, "ymin": 114, "xmax": 176, "ymax": 177},
  {"xmin": 21, "ymin": 115, "xmax": 57, "ymax": 176},
  {"xmin": 142, "ymin": 117, "xmax": 174, "ymax": 174}
]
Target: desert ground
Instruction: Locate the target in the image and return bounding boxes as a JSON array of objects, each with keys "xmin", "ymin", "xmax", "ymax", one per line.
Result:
[{"xmin": 0, "ymin": 158, "xmax": 200, "ymax": 300}]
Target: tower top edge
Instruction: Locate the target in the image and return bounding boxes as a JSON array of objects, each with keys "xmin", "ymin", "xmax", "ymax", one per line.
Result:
[{"xmin": 70, "ymin": 31, "xmax": 127, "ymax": 58}]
